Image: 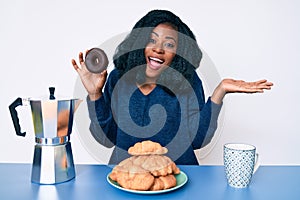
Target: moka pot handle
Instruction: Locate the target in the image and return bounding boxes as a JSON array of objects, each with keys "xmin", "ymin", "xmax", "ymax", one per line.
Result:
[{"xmin": 9, "ymin": 97, "xmax": 26, "ymax": 137}]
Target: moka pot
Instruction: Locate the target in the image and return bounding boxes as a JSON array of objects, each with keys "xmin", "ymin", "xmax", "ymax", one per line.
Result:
[{"xmin": 9, "ymin": 87, "xmax": 82, "ymax": 184}]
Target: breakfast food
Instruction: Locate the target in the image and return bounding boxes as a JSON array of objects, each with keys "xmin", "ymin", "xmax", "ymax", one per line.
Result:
[
  {"xmin": 128, "ymin": 140, "xmax": 168, "ymax": 155},
  {"xmin": 151, "ymin": 174, "xmax": 177, "ymax": 191},
  {"xmin": 85, "ymin": 48, "xmax": 108, "ymax": 73},
  {"xmin": 109, "ymin": 140, "xmax": 180, "ymax": 191}
]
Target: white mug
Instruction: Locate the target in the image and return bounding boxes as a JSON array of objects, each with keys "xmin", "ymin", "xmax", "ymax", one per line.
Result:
[{"xmin": 223, "ymin": 143, "xmax": 259, "ymax": 188}]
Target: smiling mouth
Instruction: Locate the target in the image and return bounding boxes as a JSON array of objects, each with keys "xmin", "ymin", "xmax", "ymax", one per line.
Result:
[{"xmin": 148, "ymin": 57, "xmax": 165, "ymax": 69}]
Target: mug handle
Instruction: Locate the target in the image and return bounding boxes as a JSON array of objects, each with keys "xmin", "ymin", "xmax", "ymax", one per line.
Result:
[{"xmin": 253, "ymin": 153, "xmax": 260, "ymax": 174}]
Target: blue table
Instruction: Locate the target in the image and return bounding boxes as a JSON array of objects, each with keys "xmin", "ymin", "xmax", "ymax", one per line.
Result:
[{"xmin": 0, "ymin": 163, "xmax": 299, "ymax": 200}]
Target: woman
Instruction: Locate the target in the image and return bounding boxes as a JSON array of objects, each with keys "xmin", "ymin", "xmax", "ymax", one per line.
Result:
[{"xmin": 72, "ymin": 10, "xmax": 273, "ymax": 165}]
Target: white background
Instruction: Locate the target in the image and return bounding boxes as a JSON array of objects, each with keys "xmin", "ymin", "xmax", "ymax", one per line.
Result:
[{"xmin": 1, "ymin": 0, "xmax": 299, "ymax": 165}]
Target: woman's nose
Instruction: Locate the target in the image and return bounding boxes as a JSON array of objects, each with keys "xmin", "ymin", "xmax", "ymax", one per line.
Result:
[{"xmin": 152, "ymin": 43, "xmax": 164, "ymax": 54}]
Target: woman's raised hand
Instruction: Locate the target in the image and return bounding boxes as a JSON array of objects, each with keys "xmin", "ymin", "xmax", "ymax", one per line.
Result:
[
  {"xmin": 221, "ymin": 79, "xmax": 273, "ymax": 93},
  {"xmin": 71, "ymin": 51, "xmax": 107, "ymax": 101},
  {"xmin": 211, "ymin": 79, "xmax": 273, "ymax": 104}
]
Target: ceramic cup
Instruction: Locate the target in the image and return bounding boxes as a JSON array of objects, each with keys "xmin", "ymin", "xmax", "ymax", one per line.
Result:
[{"xmin": 223, "ymin": 143, "xmax": 259, "ymax": 188}]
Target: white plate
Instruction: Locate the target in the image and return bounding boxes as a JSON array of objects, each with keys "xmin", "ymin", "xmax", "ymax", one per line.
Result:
[{"xmin": 107, "ymin": 171, "xmax": 188, "ymax": 194}]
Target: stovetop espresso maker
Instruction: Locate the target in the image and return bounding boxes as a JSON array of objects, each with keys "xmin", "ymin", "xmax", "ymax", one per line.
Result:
[{"xmin": 9, "ymin": 87, "xmax": 81, "ymax": 184}]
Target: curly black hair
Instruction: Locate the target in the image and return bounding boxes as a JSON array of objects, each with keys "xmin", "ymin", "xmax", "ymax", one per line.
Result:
[{"xmin": 113, "ymin": 9, "xmax": 202, "ymax": 93}]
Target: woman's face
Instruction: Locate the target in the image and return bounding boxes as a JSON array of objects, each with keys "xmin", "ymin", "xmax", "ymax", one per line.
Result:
[{"xmin": 144, "ymin": 23, "xmax": 178, "ymax": 82}]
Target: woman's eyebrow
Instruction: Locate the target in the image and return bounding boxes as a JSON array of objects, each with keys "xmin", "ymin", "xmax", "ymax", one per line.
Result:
[
  {"xmin": 165, "ymin": 36, "xmax": 177, "ymax": 43},
  {"xmin": 151, "ymin": 31, "xmax": 159, "ymax": 37},
  {"xmin": 151, "ymin": 31, "xmax": 177, "ymax": 43}
]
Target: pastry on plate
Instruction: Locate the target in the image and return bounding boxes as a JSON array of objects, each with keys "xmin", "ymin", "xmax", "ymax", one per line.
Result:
[
  {"xmin": 109, "ymin": 140, "xmax": 180, "ymax": 191},
  {"xmin": 128, "ymin": 140, "xmax": 168, "ymax": 155}
]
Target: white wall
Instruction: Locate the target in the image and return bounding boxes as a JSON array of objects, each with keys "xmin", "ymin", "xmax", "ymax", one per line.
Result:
[{"xmin": 1, "ymin": 0, "xmax": 299, "ymax": 165}]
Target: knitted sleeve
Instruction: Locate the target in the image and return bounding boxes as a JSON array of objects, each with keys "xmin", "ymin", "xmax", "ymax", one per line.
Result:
[
  {"xmin": 187, "ymin": 72, "xmax": 222, "ymax": 149},
  {"xmin": 86, "ymin": 69, "xmax": 119, "ymax": 148}
]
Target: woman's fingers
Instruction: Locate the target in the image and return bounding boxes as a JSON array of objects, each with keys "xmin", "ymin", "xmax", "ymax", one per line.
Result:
[
  {"xmin": 71, "ymin": 59, "xmax": 80, "ymax": 71},
  {"xmin": 79, "ymin": 52, "xmax": 84, "ymax": 64},
  {"xmin": 71, "ymin": 51, "xmax": 86, "ymax": 72},
  {"xmin": 73, "ymin": 51, "xmax": 88, "ymax": 71},
  {"xmin": 256, "ymin": 79, "xmax": 267, "ymax": 84},
  {"xmin": 254, "ymin": 80, "xmax": 273, "ymax": 90}
]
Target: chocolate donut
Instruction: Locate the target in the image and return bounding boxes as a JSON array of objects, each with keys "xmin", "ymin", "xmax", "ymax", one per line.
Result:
[{"xmin": 85, "ymin": 48, "xmax": 109, "ymax": 73}]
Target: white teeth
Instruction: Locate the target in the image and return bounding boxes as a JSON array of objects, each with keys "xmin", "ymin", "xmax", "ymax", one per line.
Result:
[{"xmin": 149, "ymin": 57, "xmax": 163, "ymax": 63}]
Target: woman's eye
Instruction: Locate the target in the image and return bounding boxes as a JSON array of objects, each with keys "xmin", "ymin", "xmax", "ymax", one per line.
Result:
[
  {"xmin": 148, "ymin": 38, "xmax": 156, "ymax": 44},
  {"xmin": 164, "ymin": 42, "xmax": 175, "ymax": 48}
]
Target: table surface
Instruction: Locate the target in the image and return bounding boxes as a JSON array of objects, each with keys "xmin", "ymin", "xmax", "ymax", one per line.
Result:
[{"xmin": 0, "ymin": 163, "xmax": 300, "ymax": 200}]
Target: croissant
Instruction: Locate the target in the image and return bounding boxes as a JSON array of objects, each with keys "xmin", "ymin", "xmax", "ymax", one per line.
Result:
[{"xmin": 128, "ymin": 140, "xmax": 168, "ymax": 155}]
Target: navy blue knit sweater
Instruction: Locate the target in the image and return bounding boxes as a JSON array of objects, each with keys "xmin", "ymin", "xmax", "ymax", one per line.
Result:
[{"xmin": 87, "ymin": 69, "xmax": 222, "ymax": 165}]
